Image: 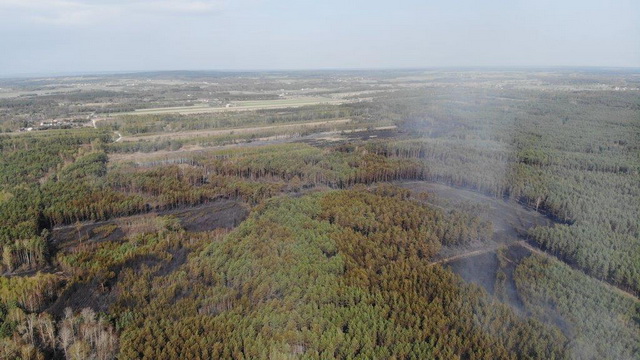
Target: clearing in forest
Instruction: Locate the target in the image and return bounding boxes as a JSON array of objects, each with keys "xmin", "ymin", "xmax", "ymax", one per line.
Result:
[
  {"xmin": 116, "ymin": 97, "xmax": 344, "ymax": 115},
  {"xmin": 119, "ymin": 118, "xmax": 353, "ymax": 142}
]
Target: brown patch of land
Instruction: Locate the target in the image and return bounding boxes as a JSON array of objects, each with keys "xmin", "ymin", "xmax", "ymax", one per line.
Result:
[
  {"xmin": 51, "ymin": 200, "xmax": 248, "ymax": 251},
  {"xmin": 44, "ymin": 200, "xmax": 248, "ymax": 316}
]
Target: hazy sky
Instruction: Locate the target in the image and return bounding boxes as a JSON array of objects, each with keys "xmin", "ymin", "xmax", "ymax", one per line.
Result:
[{"xmin": 1, "ymin": 0, "xmax": 638, "ymax": 75}]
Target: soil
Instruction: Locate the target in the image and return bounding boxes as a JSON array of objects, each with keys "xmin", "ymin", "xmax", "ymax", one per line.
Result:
[
  {"xmin": 448, "ymin": 251, "xmax": 499, "ymax": 294},
  {"xmin": 46, "ymin": 254, "xmax": 168, "ymax": 317},
  {"xmin": 43, "ymin": 200, "xmax": 248, "ymax": 316},
  {"xmin": 446, "ymin": 243, "xmax": 531, "ymax": 312},
  {"xmin": 50, "ymin": 199, "xmax": 248, "ymax": 250},
  {"xmin": 396, "ymin": 180, "xmax": 557, "ymax": 313},
  {"xmin": 172, "ymin": 200, "xmax": 248, "ymax": 232},
  {"xmin": 398, "ymin": 180, "xmax": 552, "ymax": 260},
  {"xmin": 398, "ymin": 181, "xmax": 552, "ymax": 245}
]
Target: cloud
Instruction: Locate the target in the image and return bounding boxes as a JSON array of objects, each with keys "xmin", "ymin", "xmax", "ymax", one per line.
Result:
[
  {"xmin": 0, "ymin": 0, "xmax": 225, "ymax": 26},
  {"xmin": 0, "ymin": 0, "xmax": 101, "ymax": 25},
  {"xmin": 148, "ymin": 1, "xmax": 224, "ymax": 13}
]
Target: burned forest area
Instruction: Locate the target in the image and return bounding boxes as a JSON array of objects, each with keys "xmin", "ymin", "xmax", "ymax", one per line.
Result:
[{"xmin": 0, "ymin": 70, "xmax": 638, "ymax": 360}]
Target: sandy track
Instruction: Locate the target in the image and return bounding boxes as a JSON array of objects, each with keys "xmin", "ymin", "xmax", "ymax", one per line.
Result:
[{"xmin": 428, "ymin": 243, "xmax": 516, "ymax": 266}]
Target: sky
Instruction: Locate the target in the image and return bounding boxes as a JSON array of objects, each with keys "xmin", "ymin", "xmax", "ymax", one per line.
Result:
[{"xmin": 0, "ymin": 0, "xmax": 638, "ymax": 76}]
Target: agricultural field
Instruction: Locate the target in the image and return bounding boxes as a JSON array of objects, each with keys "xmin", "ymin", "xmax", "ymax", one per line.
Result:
[{"xmin": 0, "ymin": 69, "xmax": 638, "ymax": 359}]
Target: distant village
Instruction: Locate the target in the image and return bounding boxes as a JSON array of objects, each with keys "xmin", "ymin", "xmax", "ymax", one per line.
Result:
[{"xmin": 19, "ymin": 118, "xmax": 84, "ymax": 132}]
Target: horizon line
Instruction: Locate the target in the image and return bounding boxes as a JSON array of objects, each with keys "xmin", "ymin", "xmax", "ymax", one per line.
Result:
[{"xmin": 1, "ymin": 65, "xmax": 639, "ymax": 80}]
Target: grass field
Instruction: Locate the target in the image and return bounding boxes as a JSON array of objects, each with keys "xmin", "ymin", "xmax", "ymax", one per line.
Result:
[{"xmin": 117, "ymin": 97, "xmax": 344, "ymax": 115}]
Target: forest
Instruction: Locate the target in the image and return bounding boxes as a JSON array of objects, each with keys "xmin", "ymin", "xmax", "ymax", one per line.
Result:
[{"xmin": 0, "ymin": 69, "xmax": 638, "ymax": 359}]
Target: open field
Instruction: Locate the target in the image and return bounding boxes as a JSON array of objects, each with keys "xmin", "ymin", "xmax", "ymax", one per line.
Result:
[
  {"xmin": 107, "ymin": 125, "xmax": 397, "ymax": 162},
  {"xmin": 118, "ymin": 117, "xmax": 353, "ymax": 142},
  {"xmin": 115, "ymin": 97, "xmax": 345, "ymax": 115}
]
